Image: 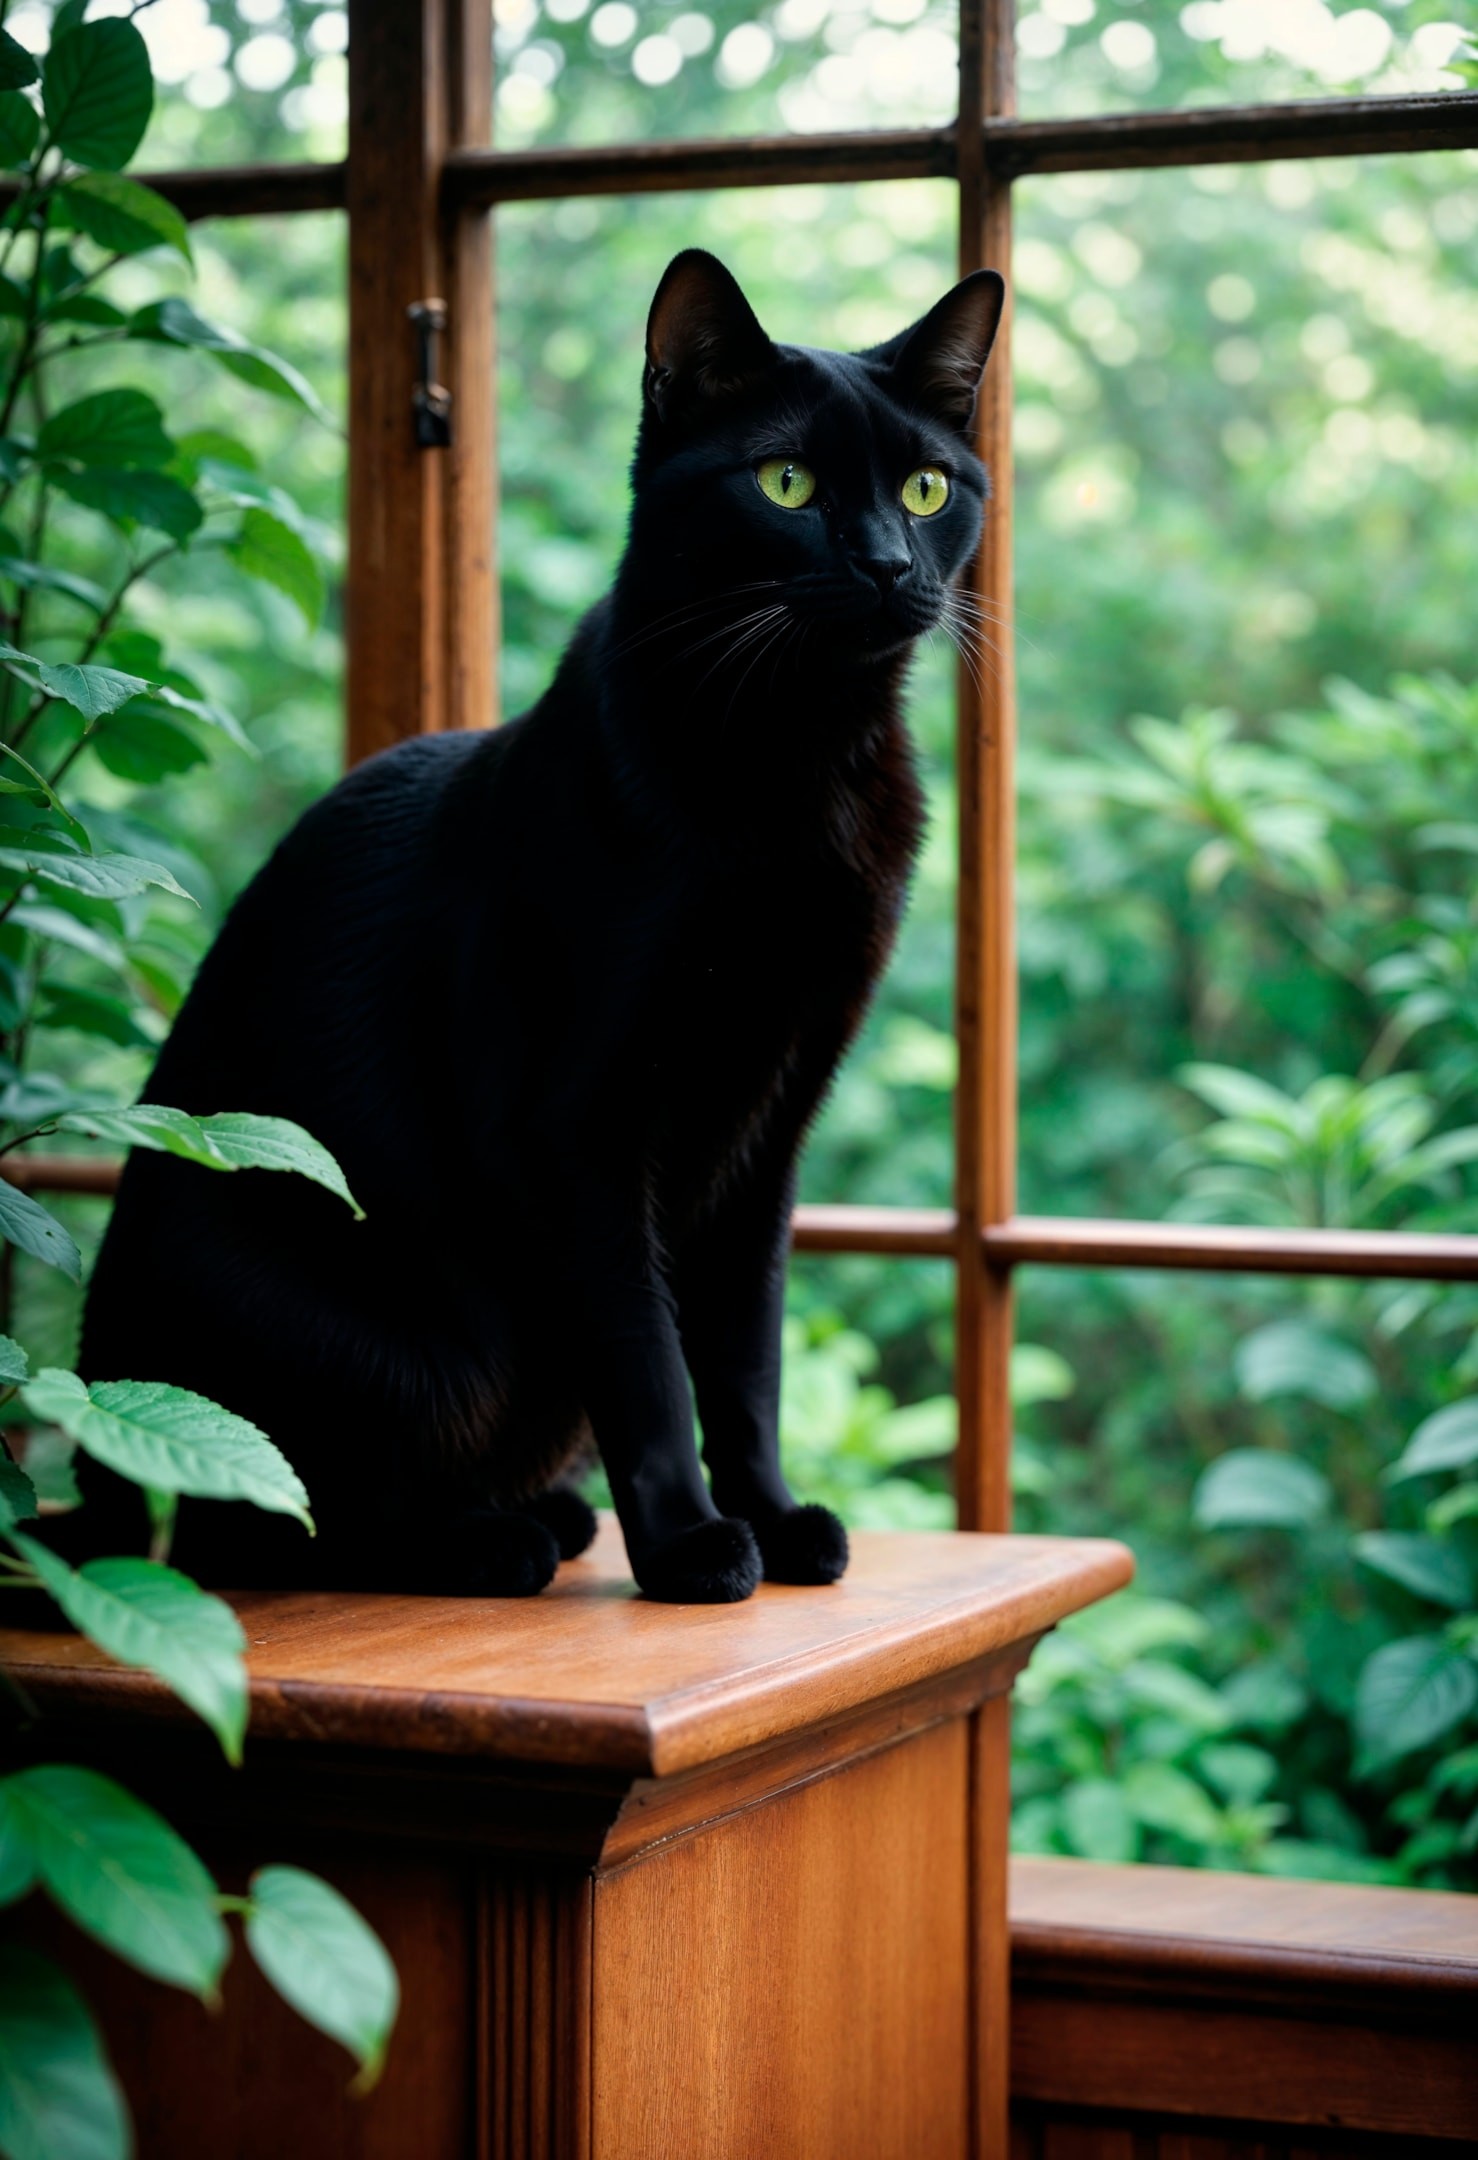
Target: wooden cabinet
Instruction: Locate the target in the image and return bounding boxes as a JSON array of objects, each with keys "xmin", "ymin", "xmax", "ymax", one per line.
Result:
[{"xmin": 2, "ymin": 1522, "xmax": 1129, "ymax": 2159}]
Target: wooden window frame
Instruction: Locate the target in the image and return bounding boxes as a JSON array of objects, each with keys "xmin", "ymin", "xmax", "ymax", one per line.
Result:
[{"xmin": 10, "ymin": 2, "xmax": 1478, "ymax": 1537}]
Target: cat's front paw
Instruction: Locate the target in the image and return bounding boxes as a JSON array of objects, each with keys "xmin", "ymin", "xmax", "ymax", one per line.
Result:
[
  {"xmin": 524, "ymin": 1484, "xmax": 600, "ymax": 1561},
  {"xmin": 440, "ymin": 1508, "xmax": 561, "ymax": 1597},
  {"xmin": 634, "ymin": 1516, "xmax": 762, "ymax": 1604},
  {"xmin": 751, "ymin": 1503, "xmax": 849, "ymax": 1586}
]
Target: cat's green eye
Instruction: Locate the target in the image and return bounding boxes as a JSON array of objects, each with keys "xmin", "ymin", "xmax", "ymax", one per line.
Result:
[
  {"xmin": 757, "ymin": 458, "xmax": 817, "ymax": 509},
  {"xmin": 901, "ymin": 467, "xmax": 949, "ymax": 517}
]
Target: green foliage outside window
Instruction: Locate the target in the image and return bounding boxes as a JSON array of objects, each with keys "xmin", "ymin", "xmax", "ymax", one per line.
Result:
[{"xmin": 0, "ymin": 12, "xmax": 393, "ymax": 2156}]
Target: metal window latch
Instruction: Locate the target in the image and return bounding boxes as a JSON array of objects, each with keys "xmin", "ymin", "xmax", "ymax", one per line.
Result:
[{"xmin": 409, "ymin": 298, "xmax": 452, "ymax": 448}]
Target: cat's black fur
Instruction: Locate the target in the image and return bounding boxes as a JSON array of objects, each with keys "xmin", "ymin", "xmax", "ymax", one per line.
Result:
[{"xmin": 70, "ymin": 251, "xmax": 1004, "ymax": 1603}]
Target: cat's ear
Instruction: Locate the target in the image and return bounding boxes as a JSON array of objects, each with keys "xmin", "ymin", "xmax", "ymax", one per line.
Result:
[
  {"xmin": 644, "ymin": 250, "xmax": 776, "ymax": 422},
  {"xmin": 869, "ymin": 269, "xmax": 1005, "ymax": 434}
]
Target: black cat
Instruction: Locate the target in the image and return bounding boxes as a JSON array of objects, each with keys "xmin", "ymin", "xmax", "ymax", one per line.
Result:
[{"xmin": 74, "ymin": 250, "xmax": 1004, "ymax": 1604}]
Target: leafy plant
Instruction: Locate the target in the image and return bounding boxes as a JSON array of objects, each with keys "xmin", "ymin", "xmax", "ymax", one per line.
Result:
[{"xmin": 0, "ymin": 12, "xmax": 392, "ymax": 2154}]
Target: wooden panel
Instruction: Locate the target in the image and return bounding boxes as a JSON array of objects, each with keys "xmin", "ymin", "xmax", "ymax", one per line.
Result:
[
  {"xmin": 953, "ymin": 0, "xmax": 1016, "ymax": 1537},
  {"xmin": 1013, "ymin": 2109, "xmax": 1478, "ymax": 2159},
  {"xmin": 0, "ymin": 1519, "xmax": 1132, "ymax": 1775},
  {"xmin": 481, "ymin": 1863, "xmax": 591, "ymax": 2160},
  {"xmin": 1013, "ymin": 1996, "xmax": 1478, "ymax": 2144},
  {"xmin": 1011, "ymin": 1857, "xmax": 1478, "ymax": 1993},
  {"xmin": 1010, "ymin": 1860, "xmax": 1478, "ymax": 2147},
  {"xmin": 49, "ymin": 1837, "xmax": 476, "ymax": 2160},
  {"xmin": 591, "ymin": 1717, "xmax": 973, "ymax": 2160},
  {"xmin": 972, "ymin": 1693, "xmax": 1013, "ymax": 2160}
]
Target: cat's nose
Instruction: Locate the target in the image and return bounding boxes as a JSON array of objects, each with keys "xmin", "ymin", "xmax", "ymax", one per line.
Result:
[
  {"xmin": 847, "ymin": 509, "xmax": 907, "ymax": 596},
  {"xmin": 856, "ymin": 550, "xmax": 911, "ymax": 597}
]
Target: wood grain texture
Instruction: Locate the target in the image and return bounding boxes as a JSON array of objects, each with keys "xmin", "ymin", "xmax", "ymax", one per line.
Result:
[
  {"xmin": 0, "ymin": 1518, "xmax": 1131, "ymax": 1776},
  {"xmin": 591, "ymin": 1718, "xmax": 973, "ymax": 2160},
  {"xmin": 481, "ymin": 1864, "xmax": 591, "ymax": 2160},
  {"xmin": 41, "ymin": 1838, "xmax": 478, "ymax": 2160},
  {"xmin": 972, "ymin": 1693, "xmax": 1013, "ymax": 2160},
  {"xmin": 953, "ymin": 0, "xmax": 1016, "ymax": 1538},
  {"xmin": 1011, "ymin": 1859, "xmax": 1478, "ymax": 2146}
]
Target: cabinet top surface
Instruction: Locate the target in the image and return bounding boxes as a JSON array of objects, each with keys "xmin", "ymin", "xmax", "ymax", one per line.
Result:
[{"xmin": 1, "ymin": 1521, "xmax": 1131, "ymax": 1776}]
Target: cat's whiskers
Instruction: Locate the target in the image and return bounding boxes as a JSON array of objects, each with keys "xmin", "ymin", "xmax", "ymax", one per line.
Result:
[
  {"xmin": 682, "ymin": 603, "xmax": 791, "ymax": 690},
  {"xmin": 608, "ymin": 581, "xmax": 784, "ymax": 665},
  {"xmin": 721, "ymin": 607, "xmax": 797, "ymax": 725}
]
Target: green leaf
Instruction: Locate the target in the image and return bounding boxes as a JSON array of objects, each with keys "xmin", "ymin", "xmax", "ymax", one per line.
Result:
[
  {"xmin": 55, "ymin": 1102, "xmax": 221, "ymax": 1162},
  {"xmin": 0, "ymin": 1333, "xmax": 29, "ymax": 1385},
  {"xmin": 0, "ymin": 32, "xmax": 38, "ymax": 91},
  {"xmin": 1061, "ymin": 1778, "xmax": 1138, "ymax": 1862},
  {"xmin": 0, "ymin": 1765, "xmax": 226, "ymax": 1995},
  {"xmin": 0, "ymin": 842, "xmax": 195, "ymax": 905},
  {"xmin": 52, "ymin": 465, "xmax": 203, "ymax": 541},
  {"xmin": 246, "ymin": 1866, "xmax": 398, "ymax": 2088},
  {"xmin": 39, "ymin": 388, "xmax": 172, "ymax": 471},
  {"xmin": 176, "ymin": 427, "xmax": 256, "ymax": 472},
  {"xmin": 60, "ymin": 173, "xmax": 191, "ymax": 265},
  {"xmin": 19, "ymin": 1370, "xmax": 314, "ymax": 1530},
  {"xmin": 1193, "ymin": 1448, "xmax": 1332, "ymax": 1531},
  {"xmin": 0, "ymin": 1946, "xmax": 130, "ymax": 2160},
  {"xmin": 0, "ymin": 553, "xmax": 108, "ymax": 612},
  {"xmin": 1356, "ymin": 1636, "xmax": 1478, "ymax": 1767},
  {"xmin": 14, "ymin": 1540, "xmax": 248, "ymax": 1762},
  {"xmin": 0, "ymin": 1451, "xmax": 36, "ymax": 1531},
  {"xmin": 37, "ymin": 985, "xmax": 156, "ymax": 1050},
  {"xmin": 0, "ymin": 638, "xmax": 150, "ymax": 720},
  {"xmin": 43, "ymin": 18, "xmax": 153, "ymax": 170},
  {"xmin": 54, "ymin": 1106, "xmax": 362, "ymax": 1219},
  {"xmin": 1122, "ymin": 1761, "xmax": 1224, "ymax": 1845},
  {"xmin": 43, "ymin": 289, "xmax": 126, "ymax": 328},
  {"xmin": 0, "ymin": 1180, "xmax": 82, "ymax": 1281},
  {"xmin": 193, "ymin": 1112, "xmax": 365, "ymax": 1219},
  {"xmin": 1388, "ymin": 1400, "xmax": 1478, "ymax": 1482},
  {"xmin": 0, "ymin": 91, "xmax": 41, "ymax": 168},
  {"xmin": 228, "ymin": 507, "xmax": 324, "ymax": 629},
  {"xmin": 92, "ymin": 706, "xmax": 210, "ymax": 784},
  {"xmin": 0, "ymin": 1783, "xmax": 37, "ymax": 1905},
  {"xmin": 1354, "ymin": 1532, "xmax": 1475, "ymax": 1611},
  {"xmin": 1234, "ymin": 1320, "xmax": 1376, "ymax": 1411},
  {"xmin": 129, "ymin": 299, "xmax": 331, "ymax": 421}
]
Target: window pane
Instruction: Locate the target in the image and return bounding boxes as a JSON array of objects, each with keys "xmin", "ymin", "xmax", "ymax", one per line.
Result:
[
  {"xmin": 1014, "ymin": 151, "xmax": 1478, "ymax": 1223},
  {"xmin": 1012, "ymin": 1261, "xmax": 1478, "ymax": 1890},
  {"xmin": 782, "ymin": 1254, "xmax": 957, "ymax": 1530},
  {"xmin": 493, "ymin": 0, "xmax": 959, "ymax": 147},
  {"xmin": 497, "ymin": 185, "xmax": 960, "ymax": 1206},
  {"xmin": 1018, "ymin": 1, "xmax": 1475, "ymax": 120}
]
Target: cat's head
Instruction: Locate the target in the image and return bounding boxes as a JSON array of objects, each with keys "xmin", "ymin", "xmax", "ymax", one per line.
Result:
[{"xmin": 627, "ymin": 249, "xmax": 1004, "ymax": 667}]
